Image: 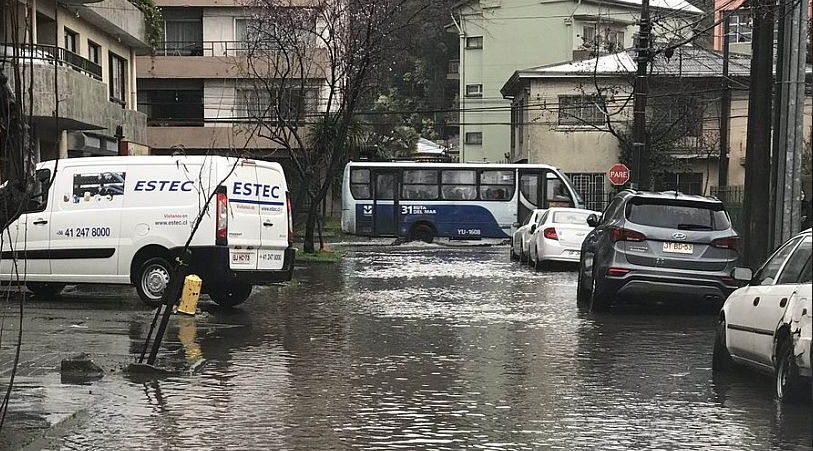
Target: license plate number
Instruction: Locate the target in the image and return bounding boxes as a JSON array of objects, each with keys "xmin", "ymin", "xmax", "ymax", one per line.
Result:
[
  {"xmin": 231, "ymin": 252, "xmax": 253, "ymax": 264},
  {"xmin": 663, "ymin": 242, "xmax": 693, "ymax": 254}
]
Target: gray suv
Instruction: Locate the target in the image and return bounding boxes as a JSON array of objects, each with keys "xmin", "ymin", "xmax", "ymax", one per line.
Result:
[{"xmin": 577, "ymin": 190, "xmax": 741, "ymax": 312}]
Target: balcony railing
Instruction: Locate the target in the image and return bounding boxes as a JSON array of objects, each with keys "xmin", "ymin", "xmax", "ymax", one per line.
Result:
[
  {"xmin": 153, "ymin": 41, "xmax": 281, "ymax": 57},
  {"xmin": 0, "ymin": 44, "xmax": 102, "ymax": 80}
]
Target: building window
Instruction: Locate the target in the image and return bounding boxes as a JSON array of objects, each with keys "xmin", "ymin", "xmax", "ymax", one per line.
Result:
[
  {"xmin": 581, "ymin": 25, "xmax": 625, "ymax": 52},
  {"xmin": 88, "ymin": 41, "xmax": 101, "ymax": 64},
  {"xmin": 236, "ymin": 87, "xmax": 316, "ymax": 123},
  {"xmin": 64, "ymin": 28, "xmax": 78, "ymax": 53},
  {"xmin": 465, "ymin": 132, "xmax": 483, "ymax": 145},
  {"xmin": 137, "ymin": 80, "xmax": 204, "ymax": 126},
  {"xmin": 558, "ymin": 95, "xmax": 605, "ymax": 126},
  {"xmin": 109, "ymin": 53, "xmax": 127, "ymax": 104},
  {"xmin": 729, "ymin": 11, "xmax": 752, "ymax": 43},
  {"xmin": 465, "ymin": 36, "xmax": 483, "ymax": 49},
  {"xmin": 465, "ymin": 84, "xmax": 483, "ymax": 97}
]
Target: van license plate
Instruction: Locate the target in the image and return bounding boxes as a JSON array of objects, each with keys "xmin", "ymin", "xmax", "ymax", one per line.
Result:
[
  {"xmin": 231, "ymin": 252, "xmax": 253, "ymax": 264},
  {"xmin": 663, "ymin": 242, "xmax": 693, "ymax": 254}
]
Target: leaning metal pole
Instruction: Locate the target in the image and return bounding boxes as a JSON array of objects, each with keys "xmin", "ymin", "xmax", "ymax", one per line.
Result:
[{"xmin": 771, "ymin": 0, "xmax": 807, "ymax": 247}]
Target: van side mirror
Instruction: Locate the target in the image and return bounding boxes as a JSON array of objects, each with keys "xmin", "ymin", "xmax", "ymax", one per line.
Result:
[
  {"xmin": 530, "ymin": 224, "xmax": 536, "ymax": 233},
  {"xmin": 732, "ymin": 267, "xmax": 753, "ymax": 283},
  {"xmin": 587, "ymin": 214, "xmax": 600, "ymax": 227}
]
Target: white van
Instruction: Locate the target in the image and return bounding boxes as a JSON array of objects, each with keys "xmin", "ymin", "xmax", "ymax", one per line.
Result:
[{"xmin": 0, "ymin": 155, "xmax": 295, "ymax": 306}]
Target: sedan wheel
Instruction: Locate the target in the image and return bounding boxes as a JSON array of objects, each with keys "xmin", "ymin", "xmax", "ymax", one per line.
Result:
[
  {"xmin": 712, "ymin": 319, "xmax": 734, "ymax": 372},
  {"xmin": 775, "ymin": 340, "xmax": 804, "ymax": 402}
]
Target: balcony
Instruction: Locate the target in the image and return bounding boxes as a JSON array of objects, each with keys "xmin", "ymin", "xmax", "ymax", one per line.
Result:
[
  {"xmin": 1, "ymin": 44, "xmax": 102, "ymax": 80},
  {"xmin": 137, "ymin": 42, "xmax": 329, "ymax": 79},
  {"xmin": 65, "ymin": 0, "xmax": 150, "ymax": 52},
  {"xmin": 2, "ymin": 44, "xmax": 146, "ymax": 142}
]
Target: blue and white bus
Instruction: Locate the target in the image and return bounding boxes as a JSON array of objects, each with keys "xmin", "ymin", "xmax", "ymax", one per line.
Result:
[{"xmin": 341, "ymin": 162, "xmax": 583, "ymax": 242}]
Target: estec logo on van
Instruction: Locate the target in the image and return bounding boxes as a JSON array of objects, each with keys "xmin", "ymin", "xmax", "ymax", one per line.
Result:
[
  {"xmin": 134, "ymin": 180, "xmax": 195, "ymax": 192},
  {"xmin": 231, "ymin": 182, "xmax": 285, "ymax": 211}
]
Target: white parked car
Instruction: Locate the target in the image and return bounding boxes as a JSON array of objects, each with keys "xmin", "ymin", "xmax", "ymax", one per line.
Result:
[
  {"xmin": 713, "ymin": 229, "xmax": 812, "ymax": 401},
  {"xmin": 511, "ymin": 209, "xmax": 545, "ymax": 262},
  {"xmin": 528, "ymin": 208, "xmax": 599, "ymax": 271}
]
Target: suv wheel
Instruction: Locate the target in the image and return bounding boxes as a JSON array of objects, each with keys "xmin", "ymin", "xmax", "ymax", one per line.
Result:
[
  {"xmin": 576, "ymin": 264, "xmax": 591, "ymax": 306},
  {"xmin": 589, "ymin": 271, "xmax": 612, "ymax": 313}
]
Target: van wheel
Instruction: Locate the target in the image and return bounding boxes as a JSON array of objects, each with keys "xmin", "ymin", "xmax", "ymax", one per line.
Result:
[
  {"xmin": 26, "ymin": 282, "xmax": 66, "ymax": 298},
  {"xmin": 137, "ymin": 257, "xmax": 172, "ymax": 307},
  {"xmin": 209, "ymin": 284, "xmax": 253, "ymax": 307},
  {"xmin": 409, "ymin": 224, "xmax": 435, "ymax": 243}
]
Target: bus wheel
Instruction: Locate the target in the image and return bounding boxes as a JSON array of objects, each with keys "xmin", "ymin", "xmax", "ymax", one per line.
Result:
[{"xmin": 409, "ymin": 224, "xmax": 435, "ymax": 243}]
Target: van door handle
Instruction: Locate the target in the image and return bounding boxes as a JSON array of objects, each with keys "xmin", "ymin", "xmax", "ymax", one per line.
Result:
[
  {"xmin": 779, "ymin": 297, "xmax": 788, "ymax": 308},
  {"xmin": 753, "ymin": 297, "xmax": 760, "ymax": 306},
  {"xmin": 32, "ymin": 219, "xmax": 48, "ymax": 225},
  {"xmin": 263, "ymin": 221, "xmax": 273, "ymax": 227}
]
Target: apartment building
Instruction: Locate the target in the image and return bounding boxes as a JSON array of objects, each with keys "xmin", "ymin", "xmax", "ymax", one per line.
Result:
[
  {"xmin": 449, "ymin": 0, "xmax": 702, "ymax": 163},
  {"xmin": 1, "ymin": 0, "xmax": 150, "ymax": 164},
  {"xmin": 136, "ymin": 1, "xmax": 329, "ymax": 156}
]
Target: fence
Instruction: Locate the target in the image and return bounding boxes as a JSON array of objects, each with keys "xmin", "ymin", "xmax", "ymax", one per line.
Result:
[
  {"xmin": 711, "ymin": 185, "xmax": 745, "ymax": 233},
  {"xmin": 567, "ymin": 172, "xmax": 615, "ymax": 212}
]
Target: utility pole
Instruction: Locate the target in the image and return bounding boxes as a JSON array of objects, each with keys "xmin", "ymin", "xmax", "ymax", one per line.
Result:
[
  {"xmin": 743, "ymin": 0, "xmax": 775, "ymax": 268},
  {"xmin": 631, "ymin": 0, "xmax": 651, "ymax": 190},
  {"xmin": 718, "ymin": 18, "xmax": 731, "ymax": 187},
  {"xmin": 770, "ymin": 0, "xmax": 807, "ymax": 247}
]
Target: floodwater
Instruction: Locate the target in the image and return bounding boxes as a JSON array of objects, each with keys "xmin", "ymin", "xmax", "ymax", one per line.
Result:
[{"xmin": 49, "ymin": 246, "xmax": 812, "ymax": 450}]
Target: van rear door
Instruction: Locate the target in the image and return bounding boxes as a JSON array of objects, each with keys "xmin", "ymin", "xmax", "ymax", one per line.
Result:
[
  {"xmin": 256, "ymin": 162, "xmax": 288, "ymax": 270},
  {"xmin": 224, "ymin": 160, "xmax": 262, "ymax": 270}
]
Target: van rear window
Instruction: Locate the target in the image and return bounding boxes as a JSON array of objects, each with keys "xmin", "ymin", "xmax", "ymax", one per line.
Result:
[{"xmin": 626, "ymin": 199, "xmax": 731, "ymax": 231}]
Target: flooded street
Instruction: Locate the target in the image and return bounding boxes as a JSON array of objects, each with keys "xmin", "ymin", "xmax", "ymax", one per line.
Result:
[{"xmin": 14, "ymin": 245, "xmax": 813, "ymax": 449}]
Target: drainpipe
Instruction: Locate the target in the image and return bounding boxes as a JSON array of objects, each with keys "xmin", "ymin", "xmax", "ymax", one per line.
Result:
[{"xmin": 451, "ymin": 12, "xmax": 465, "ymax": 163}]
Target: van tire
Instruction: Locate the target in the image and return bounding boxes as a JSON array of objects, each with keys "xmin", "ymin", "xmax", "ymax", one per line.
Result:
[
  {"xmin": 26, "ymin": 282, "xmax": 66, "ymax": 298},
  {"xmin": 136, "ymin": 257, "xmax": 173, "ymax": 307},
  {"xmin": 209, "ymin": 283, "xmax": 253, "ymax": 307},
  {"xmin": 409, "ymin": 224, "xmax": 435, "ymax": 243}
]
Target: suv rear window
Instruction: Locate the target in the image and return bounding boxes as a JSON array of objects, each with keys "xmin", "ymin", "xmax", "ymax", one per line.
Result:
[{"xmin": 625, "ymin": 199, "xmax": 731, "ymax": 231}]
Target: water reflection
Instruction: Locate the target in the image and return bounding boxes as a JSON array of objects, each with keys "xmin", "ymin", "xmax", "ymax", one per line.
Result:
[{"xmin": 48, "ymin": 246, "xmax": 811, "ymax": 450}]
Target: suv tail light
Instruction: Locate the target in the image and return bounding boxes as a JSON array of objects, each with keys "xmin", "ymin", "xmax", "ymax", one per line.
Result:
[
  {"xmin": 216, "ymin": 189, "xmax": 228, "ymax": 246},
  {"xmin": 711, "ymin": 236, "xmax": 740, "ymax": 251},
  {"xmin": 286, "ymin": 194, "xmax": 294, "ymax": 245},
  {"xmin": 610, "ymin": 227, "xmax": 646, "ymax": 242},
  {"xmin": 543, "ymin": 227, "xmax": 558, "ymax": 240}
]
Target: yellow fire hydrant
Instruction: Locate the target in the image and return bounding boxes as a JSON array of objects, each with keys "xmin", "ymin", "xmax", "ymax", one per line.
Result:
[{"xmin": 177, "ymin": 274, "xmax": 202, "ymax": 315}]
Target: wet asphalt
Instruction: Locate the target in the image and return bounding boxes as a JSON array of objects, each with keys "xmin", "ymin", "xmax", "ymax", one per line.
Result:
[{"xmin": 3, "ymin": 244, "xmax": 812, "ymax": 450}]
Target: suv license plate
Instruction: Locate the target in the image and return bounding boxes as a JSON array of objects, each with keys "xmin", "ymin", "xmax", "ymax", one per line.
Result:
[{"xmin": 663, "ymin": 242, "xmax": 693, "ymax": 254}]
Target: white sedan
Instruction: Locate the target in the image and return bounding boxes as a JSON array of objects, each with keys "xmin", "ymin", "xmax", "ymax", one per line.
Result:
[
  {"xmin": 714, "ymin": 228, "xmax": 812, "ymax": 402},
  {"xmin": 511, "ymin": 209, "xmax": 545, "ymax": 262},
  {"xmin": 528, "ymin": 208, "xmax": 599, "ymax": 270}
]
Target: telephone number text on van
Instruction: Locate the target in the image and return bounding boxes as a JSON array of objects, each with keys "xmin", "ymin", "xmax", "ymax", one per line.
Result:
[{"xmin": 58, "ymin": 227, "xmax": 112, "ymax": 238}]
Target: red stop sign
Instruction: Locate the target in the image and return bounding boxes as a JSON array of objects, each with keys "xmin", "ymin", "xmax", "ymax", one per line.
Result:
[{"xmin": 607, "ymin": 163, "xmax": 630, "ymax": 186}]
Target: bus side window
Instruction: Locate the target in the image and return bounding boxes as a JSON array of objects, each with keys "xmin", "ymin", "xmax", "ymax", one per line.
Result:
[
  {"xmin": 480, "ymin": 170, "xmax": 515, "ymax": 200},
  {"xmin": 441, "ymin": 170, "xmax": 477, "ymax": 200},
  {"xmin": 350, "ymin": 169, "xmax": 371, "ymax": 199},
  {"xmin": 547, "ymin": 176, "xmax": 573, "ymax": 207}
]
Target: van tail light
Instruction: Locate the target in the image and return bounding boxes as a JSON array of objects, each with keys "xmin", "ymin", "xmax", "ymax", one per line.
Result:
[
  {"xmin": 610, "ymin": 227, "xmax": 646, "ymax": 242},
  {"xmin": 216, "ymin": 189, "xmax": 228, "ymax": 246},
  {"xmin": 711, "ymin": 236, "xmax": 740, "ymax": 251},
  {"xmin": 607, "ymin": 267, "xmax": 630, "ymax": 277},
  {"xmin": 543, "ymin": 227, "xmax": 558, "ymax": 240},
  {"xmin": 286, "ymin": 194, "xmax": 294, "ymax": 245}
]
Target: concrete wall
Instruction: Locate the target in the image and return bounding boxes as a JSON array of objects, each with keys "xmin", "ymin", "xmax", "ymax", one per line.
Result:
[{"xmin": 454, "ymin": 0, "xmax": 699, "ymax": 162}]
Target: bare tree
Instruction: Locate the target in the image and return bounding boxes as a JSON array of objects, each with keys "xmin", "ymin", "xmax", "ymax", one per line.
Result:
[{"xmin": 239, "ymin": 0, "xmax": 431, "ymax": 253}]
